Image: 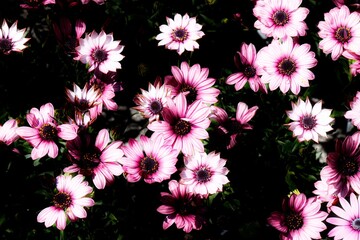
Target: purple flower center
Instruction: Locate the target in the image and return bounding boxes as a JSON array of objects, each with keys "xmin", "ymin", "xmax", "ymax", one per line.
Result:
[
  {"xmin": 78, "ymin": 151, "xmax": 101, "ymax": 176},
  {"xmin": 39, "ymin": 123, "xmax": 58, "ymax": 140},
  {"xmin": 172, "ymin": 28, "xmax": 188, "ymax": 42},
  {"xmin": 140, "ymin": 156, "xmax": 159, "ymax": 174},
  {"xmin": 352, "ymin": 218, "xmax": 360, "ymax": 230},
  {"xmin": 244, "ymin": 65, "xmax": 256, "ymax": 78},
  {"xmin": 92, "ymin": 48, "xmax": 108, "ymax": 63},
  {"xmin": 196, "ymin": 167, "xmax": 212, "ymax": 183},
  {"xmin": 278, "ymin": 58, "xmax": 296, "ymax": 76},
  {"xmin": 285, "ymin": 212, "xmax": 303, "ymax": 230},
  {"xmin": 174, "ymin": 119, "xmax": 191, "ymax": 136},
  {"xmin": 149, "ymin": 100, "xmax": 163, "ymax": 114},
  {"xmin": 335, "ymin": 27, "xmax": 351, "ymax": 43},
  {"xmin": 180, "ymin": 84, "xmax": 197, "ymax": 104},
  {"xmin": 53, "ymin": 192, "xmax": 72, "ymax": 210},
  {"xmin": 0, "ymin": 39, "xmax": 13, "ymax": 53},
  {"xmin": 338, "ymin": 155, "xmax": 359, "ymax": 177},
  {"xmin": 272, "ymin": 10, "xmax": 289, "ymax": 26},
  {"xmin": 300, "ymin": 115, "xmax": 316, "ymax": 130}
]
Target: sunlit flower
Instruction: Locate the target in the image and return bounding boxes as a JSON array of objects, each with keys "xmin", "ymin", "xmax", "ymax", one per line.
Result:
[
  {"xmin": 226, "ymin": 42, "xmax": 267, "ymax": 93},
  {"xmin": 253, "ymin": 0, "xmax": 309, "ymax": 40},
  {"xmin": 63, "ymin": 128, "xmax": 124, "ymax": 189},
  {"xmin": 156, "ymin": 13, "xmax": 205, "ymax": 55},
  {"xmin": 0, "ymin": 119, "xmax": 19, "ymax": 146},
  {"xmin": 257, "ymin": 37, "xmax": 317, "ymax": 95},
  {"xmin": 267, "ymin": 192, "xmax": 328, "ymax": 240},
  {"xmin": 318, "ymin": 5, "xmax": 360, "ymax": 61},
  {"xmin": 120, "ymin": 134, "xmax": 178, "ymax": 183},
  {"xmin": 164, "ymin": 61, "xmax": 220, "ymax": 105},
  {"xmin": 147, "ymin": 93, "xmax": 211, "ymax": 156},
  {"xmin": 16, "ymin": 103, "xmax": 79, "ymax": 160},
  {"xmin": 74, "ymin": 30, "xmax": 125, "ymax": 74},
  {"xmin": 0, "ymin": 19, "xmax": 30, "ymax": 55},
  {"xmin": 344, "ymin": 91, "xmax": 360, "ymax": 129},
  {"xmin": 327, "ymin": 192, "xmax": 360, "ymax": 239},
  {"xmin": 179, "ymin": 151, "xmax": 229, "ymax": 197},
  {"xmin": 286, "ymin": 97, "xmax": 334, "ymax": 142},
  {"xmin": 157, "ymin": 180, "xmax": 206, "ymax": 233},
  {"xmin": 37, "ymin": 174, "xmax": 95, "ymax": 231}
]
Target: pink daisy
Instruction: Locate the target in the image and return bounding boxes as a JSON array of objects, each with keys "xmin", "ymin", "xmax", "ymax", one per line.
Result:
[
  {"xmin": 0, "ymin": 19, "xmax": 30, "ymax": 55},
  {"xmin": 63, "ymin": 128, "xmax": 124, "ymax": 189},
  {"xmin": 226, "ymin": 42, "xmax": 267, "ymax": 93},
  {"xmin": 179, "ymin": 151, "xmax": 229, "ymax": 197},
  {"xmin": 0, "ymin": 118, "xmax": 19, "ymax": 146},
  {"xmin": 157, "ymin": 180, "xmax": 206, "ymax": 233},
  {"xmin": 120, "ymin": 134, "xmax": 178, "ymax": 184},
  {"xmin": 16, "ymin": 103, "xmax": 79, "ymax": 160},
  {"xmin": 344, "ymin": 91, "xmax": 360, "ymax": 129},
  {"xmin": 257, "ymin": 37, "xmax": 317, "ymax": 95},
  {"xmin": 156, "ymin": 13, "xmax": 205, "ymax": 55},
  {"xmin": 318, "ymin": 5, "xmax": 360, "ymax": 61},
  {"xmin": 164, "ymin": 61, "xmax": 220, "ymax": 105},
  {"xmin": 285, "ymin": 97, "xmax": 334, "ymax": 143},
  {"xmin": 37, "ymin": 174, "xmax": 95, "ymax": 231},
  {"xmin": 312, "ymin": 174, "xmax": 338, "ymax": 212},
  {"xmin": 147, "ymin": 93, "xmax": 211, "ymax": 156},
  {"xmin": 342, "ymin": 50, "xmax": 360, "ymax": 76},
  {"xmin": 326, "ymin": 192, "xmax": 360, "ymax": 239},
  {"xmin": 267, "ymin": 192, "xmax": 328, "ymax": 240},
  {"xmin": 74, "ymin": 30, "xmax": 125, "ymax": 74},
  {"xmin": 253, "ymin": 0, "xmax": 309, "ymax": 40}
]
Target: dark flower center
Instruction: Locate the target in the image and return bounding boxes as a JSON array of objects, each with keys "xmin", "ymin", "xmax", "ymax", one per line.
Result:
[
  {"xmin": 244, "ymin": 65, "xmax": 256, "ymax": 78},
  {"xmin": 300, "ymin": 116, "xmax": 316, "ymax": 130},
  {"xmin": 278, "ymin": 58, "xmax": 296, "ymax": 76},
  {"xmin": 352, "ymin": 218, "xmax": 360, "ymax": 230},
  {"xmin": 196, "ymin": 168, "xmax": 212, "ymax": 183},
  {"xmin": 39, "ymin": 123, "xmax": 58, "ymax": 140},
  {"xmin": 338, "ymin": 155, "xmax": 359, "ymax": 177},
  {"xmin": 174, "ymin": 195, "xmax": 197, "ymax": 216},
  {"xmin": 140, "ymin": 156, "xmax": 159, "ymax": 174},
  {"xmin": 78, "ymin": 150, "xmax": 101, "ymax": 176},
  {"xmin": 0, "ymin": 39, "xmax": 13, "ymax": 53},
  {"xmin": 335, "ymin": 27, "xmax": 351, "ymax": 43},
  {"xmin": 149, "ymin": 100, "xmax": 163, "ymax": 114},
  {"xmin": 285, "ymin": 212, "xmax": 304, "ymax": 230},
  {"xmin": 92, "ymin": 48, "xmax": 108, "ymax": 63},
  {"xmin": 172, "ymin": 28, "xmax": 188, "ymax": 42},
  {"xmin": 77, "ymin": 99, "xmax": 91, "ymax": 111},
  {"xmin": 272, "ymin": 10, "xmax": 289, "ymax": 26},
  {"xmin": 53, "ymin": 192, "xmax": 72, "ymax": 210},
  {"xmin": 174, "ymin": 119, "xmax": 191, "ymax": 136},
  {"xmin": 224, "ymin": 119, "xmax": 242, "ymax": 134},
  {"xmin": 180, "ymin": 84, "xmax": 197, "ymax": 104}
]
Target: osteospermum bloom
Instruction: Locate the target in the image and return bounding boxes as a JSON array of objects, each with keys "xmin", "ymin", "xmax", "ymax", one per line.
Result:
[
  {"xmin": 226, "ymin": 42, "xmax": 267, "ymax": 93},
  {"xmin": 253, "ymin": 0, "xmax": 309, "ymax": 40},
  {"xmin": 0, "ymin": 19, "xmax": 30, "ymax": 55},
  {"xmin": 120, "ymin": 134, "xmax": 178, "ymax": 184},
  {"xmin": 179, "ymin": 151, "xmax": 229, "ymax": 197},
  {"xmin": 286, "ymin": 97, "xmax": 334, "ymax": 143},
  {"xmin": 157, "ymin": 180, "xmax": 205, "ymax": 233},
  {"xmin": 327, "ymin": 192, "xmax": 360, "ymax": 239},
  {"xmin": 164, "ymin": 61, "xmax": 220, "ymax": 105},
  {"xmin": 74, "ymin": 30, "xmax": 125, "ymax": 74},
  {"xmin": 318, "ymin": 5, "xmax": 360, "ymax": 61},
  {"xmin": 0, "ymin": 119, "xmax": 19, "ymax": 146},
  {"xmin": 156, "ymin": 13, "xmax": 205, "ymax": 55},
  {"xmin": 267, "ymin": 192, "xmax": 328, "ymax": 240},
  {"xmin": 257, "ymin": 37, "xmax": 317, "ymax": 95},
  {"xmin": 16, "ymin": 103, "xmax": 79, "ymax": 160},
  {"xmin": 344, "ymin": 91, "xmax": 360, "ymax": 129},
  {"xmin": 147, "ymin": 93, "xmax": 211, "ymax": 156},
  {"xmin": 63, "ymin": 128, "xmax": 124, "ymax": 190},
  {"xmin": 37, "ymin": 174, "xmax": 95, "ymax": 231}
]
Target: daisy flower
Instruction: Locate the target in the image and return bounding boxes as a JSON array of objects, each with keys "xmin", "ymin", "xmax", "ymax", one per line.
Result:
[
  {"xmin": 0, "ymin": 118, "xmax": 19, "ymax": 146},
  {"xmin": 226, "ymin": 42, "xmax": 267, "ymax": 93},
  {"xmin": 179, "ymin": 151, "xmax": 229, "ymax": 197},
  {"xmin": 312, "ymin": 174, "xmax": 338, "ymax": 212},
  {"xmin": 155, "ymin": 13, "xmax": 205, "ymax": 55},
  {"xmin": 74, "ymin": 30, "xmax": 125, "ymax": 74},
  {"xmin": 344, "ymin": 91, "xmax": 360, "ymax": 129},
  {"xmin": 0, "ymin": 19, "xmax": 30, "ymax": 55},
  {"xmin": 16, "ymin": 103, "xmax": 79, "ymax": 160},
  {"xmin": 327, "ymin": 192, "xmax": 360, "ymax": 240},
  {"xmin": 253, "ymin": 0, "xmax": 309, "ymax": 40},
  {"xmin": 133, "ymin": 77, "xmax": 171, "ymax": 123},
  {"xmin": 147, "ymin": 93, "xmax": 211, "ymax": 156},
  {"xmin": 63, "ymin": 128, "xmax": 124, "ymax": 190},
  {"xmin": 157, "ymin": 180, "xmax": 206, "ymax": 233},
  {"xmin": 37, "ymin": 174, "xmax": 95, "ymax": 231},
  {"xmin": 164, "ymin": 61, "xmax": 220, "ymax": 105},
  {"xmin": 318, "ymin": 5, "xmax": 360, "ymax": 61},
  {"xmin": 267, "ymin": 192, "xmax": 328, "ymax": 240},
  {"xmin": 285, "ymin": 97, "xmax": 334, "ymax": 143},
  {"xmin": 120, "ymin": 134, "xmax": 178, "ymax": 184},
  {"xmin": 257, "ymin": 37, "xmax": 317, "ymax": 95}
]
